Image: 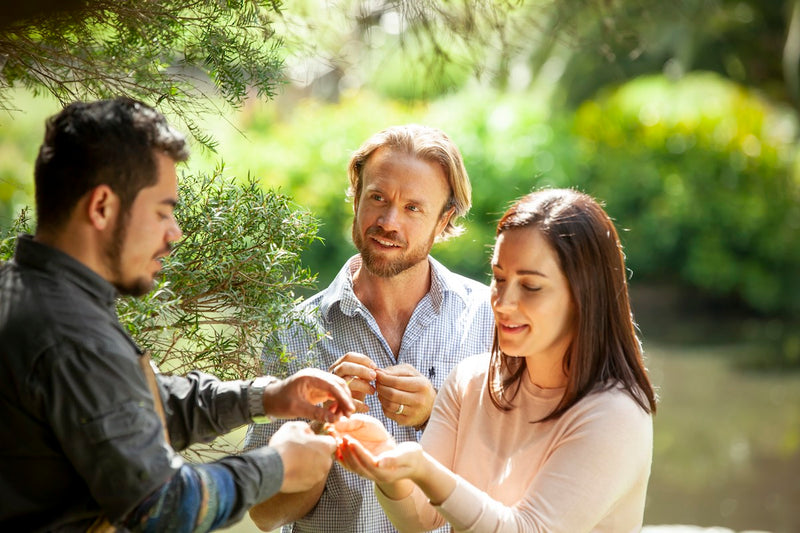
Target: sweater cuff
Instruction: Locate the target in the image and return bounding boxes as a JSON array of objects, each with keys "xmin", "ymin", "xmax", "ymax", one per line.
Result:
[{"xmin": 433, "ymin": 476, "xmax": 486, "ymax": 531}]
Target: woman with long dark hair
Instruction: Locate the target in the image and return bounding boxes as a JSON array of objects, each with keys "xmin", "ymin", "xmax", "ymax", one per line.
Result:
[{"xmin": 335, "ymin": 188, "xmax": 657, "ymax": 532}]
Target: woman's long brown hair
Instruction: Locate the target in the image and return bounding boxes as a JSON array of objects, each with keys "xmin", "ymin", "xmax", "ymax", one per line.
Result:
[{"xmin": 488, "ymin": 188, "xmax": 657, "ymax": 421}]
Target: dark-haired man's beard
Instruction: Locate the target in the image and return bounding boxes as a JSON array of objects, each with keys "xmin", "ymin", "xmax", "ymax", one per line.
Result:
[
  {"xmin": 351, "ymin": 218, "xmax": 435, "ymax": 278},
  {"xmin": 106, "ymin": 217, "xmax": 161, "ymax": 297}
]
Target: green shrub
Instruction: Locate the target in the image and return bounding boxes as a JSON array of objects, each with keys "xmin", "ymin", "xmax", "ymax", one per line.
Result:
[
  {"xmin": 0, "ymin": 170, "xmax": 321, "ymax": 380},
  {"xmin": 574, "ymin": 73, "xmax": 800, "ymax": 316}
]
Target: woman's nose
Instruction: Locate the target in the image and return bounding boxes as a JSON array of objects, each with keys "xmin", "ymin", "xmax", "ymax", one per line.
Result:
[{"xmin": 492, "ymin": 285, "xmax": 517, "ymax": 312}]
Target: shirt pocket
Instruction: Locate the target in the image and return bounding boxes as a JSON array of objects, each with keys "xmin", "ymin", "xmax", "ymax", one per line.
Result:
[{"xmin": 82, "ymin": 400, "xmax": 160, "ymax": 444}]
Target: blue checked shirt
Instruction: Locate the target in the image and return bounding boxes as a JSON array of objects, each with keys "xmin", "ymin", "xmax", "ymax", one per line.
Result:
[{"xmin": 244, "ymin": 255, "xmax": 494, "ymax": 533}]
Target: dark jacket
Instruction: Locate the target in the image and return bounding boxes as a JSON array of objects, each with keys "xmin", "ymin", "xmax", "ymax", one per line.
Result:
[{"xmin": 0, "ymin": 235, "xmax": 282, "ymax": 531}]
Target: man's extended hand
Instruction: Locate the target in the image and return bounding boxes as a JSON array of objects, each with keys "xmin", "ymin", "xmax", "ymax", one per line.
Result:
[
  {"xmin": 263, "ymin": 368, "xmax": 355, "ymax": 423},
  {"xmin": 375, "ymin": 364, "xmax": 436, "ymax": 428}
]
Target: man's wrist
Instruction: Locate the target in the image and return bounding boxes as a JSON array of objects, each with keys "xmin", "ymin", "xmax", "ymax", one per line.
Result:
[
  {"xmin": 414, "ymin": 386, "xmax": 437, "ymax": 431},
  {"xmin": 248, "ymin": 376, "xmax": 280, "ymax": 423}
]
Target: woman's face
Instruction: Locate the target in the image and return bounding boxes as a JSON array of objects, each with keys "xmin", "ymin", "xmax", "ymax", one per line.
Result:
[{"xmin": 490, "ymin": 226, "xmax": 575, "ymax": 368}]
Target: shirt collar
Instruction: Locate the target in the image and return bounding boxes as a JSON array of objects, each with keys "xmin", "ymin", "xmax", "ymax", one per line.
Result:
[
  {"xmin": 318, "ymin": 254, "xmax": 470, "ymax": 319},
  {"xmin": 13, "ymin": 234, "xmax": 119, "ymax": 307}
]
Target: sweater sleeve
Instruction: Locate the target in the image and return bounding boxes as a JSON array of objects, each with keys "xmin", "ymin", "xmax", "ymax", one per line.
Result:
[{"xmin": 434, "ymin": 389, "xmax": 653, "ymax": 533}]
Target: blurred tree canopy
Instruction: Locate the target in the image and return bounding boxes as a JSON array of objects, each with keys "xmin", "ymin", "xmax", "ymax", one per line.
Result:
[
  {"xmin": 5, "ymin": 1, "xmax": 798, "ymax": 120},
  {"xmin": 274, "ymin": 0, "xmax": 798, "ymax": 109}
]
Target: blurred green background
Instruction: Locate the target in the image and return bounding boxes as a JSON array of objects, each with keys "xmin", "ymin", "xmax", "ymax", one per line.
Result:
[{"xmin": 2, "ymin": 0, "xmax": 799, "ymax": 531}]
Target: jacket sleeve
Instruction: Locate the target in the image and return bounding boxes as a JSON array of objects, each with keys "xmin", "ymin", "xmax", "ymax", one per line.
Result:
[
  {"xmin": 39, "ymin": 339, "xmax": 281, "ymax": 528},
  {"xmin": 122, "ymin": 447, "xmax": 284, "ymax": 532},
  {"xmin": 156, "ymin": 370, "xmax": 253, "ymax": 451}
]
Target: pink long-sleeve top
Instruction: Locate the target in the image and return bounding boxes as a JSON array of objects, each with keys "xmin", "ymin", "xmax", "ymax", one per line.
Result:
[{"xmin": 375, "ymin": 353, "xmax": 653, "ymax": 532}]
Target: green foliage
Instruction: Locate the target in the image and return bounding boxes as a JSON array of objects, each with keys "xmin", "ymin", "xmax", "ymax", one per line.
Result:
[
  {"xmin": 0, "ymin": 170, "xmax": 321, "ymax": 381},
  {"xmin": 364, "ymin": 32, "xmax": 473, "ymax": 102},
  {"xmin": 268, "ymin": 0, "xmax": 794, "ymax": 119},
  {"xmin": 118, "ymin": 168, "xmax": 321, "ymax": 380},
  {"xmin": 0, "ymin": 207, "xmax": 31, "ymax": 260},
  {"xmin": 0, "ymin": 0, "xmax": 285, "ymax": 148},
  {"xmin": 0, "ymin": 91, "xmax": 60, "ymax": 227},
  {"xmin": 553, "ymin": 0, "xmax": 790, "ymax": 106}
]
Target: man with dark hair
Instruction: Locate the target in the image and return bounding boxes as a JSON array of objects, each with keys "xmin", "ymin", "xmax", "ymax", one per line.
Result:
[{"xmin": 0, "ymin": 97, "xmax": 354, "ymax": 532}]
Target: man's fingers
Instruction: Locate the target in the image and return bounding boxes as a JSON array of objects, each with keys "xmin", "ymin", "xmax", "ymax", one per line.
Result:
[
  {"xmin": 331, "ymin": 364, "xmax": 377, "ymax": 386},
  {"xmin": 355, "ymin": 399, "xmax": 371, "ymax": 413},
  {"xmin": 347, "ymin": 376, "xmax": 376, "ymax": 397},
  {"xmin": 375, "ymin": 368, "xmax": 424, "ymax": 393},
  {"xmin": 298, "ymin": 371, "xmax": 355, "ymax": 416},
  {"xmin": 329, "ymin": 353, "xmax": 378, "ymax": 378},
  {"xmin": 376, "ymin": 364, "xmax": 419, "ymax": 377},
  {"xmin": 324, "ymin": 378, "xmax": 356, "ymax": 416},
  {"xmin": 283, "ymin": 368, "xmax": 355, "ymax": 414}
]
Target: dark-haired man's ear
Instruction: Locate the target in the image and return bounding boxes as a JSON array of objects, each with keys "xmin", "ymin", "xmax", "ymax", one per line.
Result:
[{"xmin": 86, "ymin": 185, "xmax": 119, "ymax": 231}]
